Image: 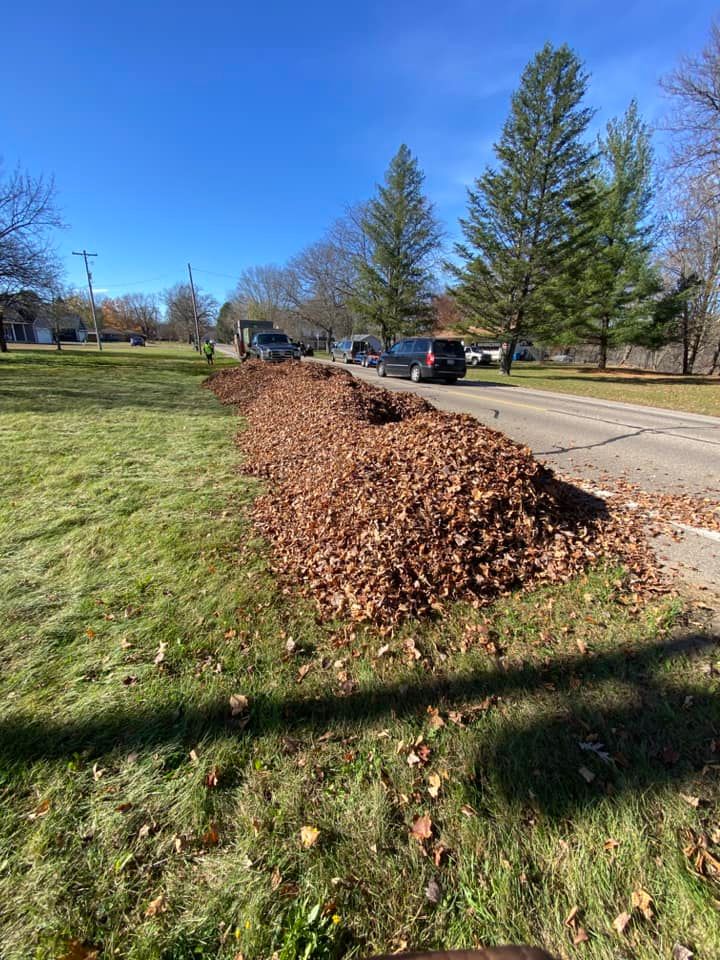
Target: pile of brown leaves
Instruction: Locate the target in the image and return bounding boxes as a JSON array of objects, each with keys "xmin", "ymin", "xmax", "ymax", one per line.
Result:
[{"xmin": 207, "ymin": 362, "xmax": 662, "ymax": 624}]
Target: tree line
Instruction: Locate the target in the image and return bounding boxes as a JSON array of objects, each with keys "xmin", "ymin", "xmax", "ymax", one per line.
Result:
[{"xmin": 2, "ymin": 23, "xmax": 720, "ymax": 372}]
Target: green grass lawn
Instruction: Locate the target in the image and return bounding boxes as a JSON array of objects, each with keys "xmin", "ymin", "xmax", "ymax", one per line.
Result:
[
  {"xmin": 1, "ymin": 346, "xmax": 719, "ymax": 960},
  {"xmin": 464, "ymin": 363, "xmax": 720, "ymax": 417}
]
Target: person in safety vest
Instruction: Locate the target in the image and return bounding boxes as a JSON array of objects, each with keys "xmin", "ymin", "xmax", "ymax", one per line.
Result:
[{"xmin": 202, "ymin": 339, "xmax": 215, "ymax": 365}]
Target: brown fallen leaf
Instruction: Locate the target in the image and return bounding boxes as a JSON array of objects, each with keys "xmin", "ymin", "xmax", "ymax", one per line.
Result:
[
  {"xmin": 205, "ymin": 767, "xmax": 220, "ymax": 789},
  {"xmin": 407, "ymin": 751, "xmax": 421, "ymax": 767},
  {"xmin": 92, "ymin": 763, "xmax": 105, "ymax": 781},
  {"xmin": 631, "ymin": 888, "xmax": 654, "ymax": 920},
  {"xmin": 425, "ymin": 877, "xmax": 442, "ymax": 904},
  {"xmin": 144, "ymin": 893, "xmax": 167, "ymax": 917},
  {"xmin": 28, "ymin": 798, "xmax": 51, "ymax": 820},
  {"xmin": 565, "ymin": 906, "xmax": 580, "ymax": 927},
  {"xmin": 573, "ymin": 927, "xmax": 589, "ymax": 945},
  {"xmin": 85, "ymin": 628, "xmax": 96, "ymax": 639},
  {"xmin": 672, "ymin": 944, "xmax": 694, "ymax": 960},
  {"xmin": 680, "ymin": 793, "xmax": 701, "ymax": 808},
  {"xmin": 603, "ymin": 838, "xmax": 620, "ymax": 851},
  {"xmin": 271, "ymin": 867, "xmax": 282, "ymax": 891},
  {"xmin": 427, "ymin": 773, "xmax": 442, "ymax": 799},
  {"xmin": 202, "ymin": 823, "xmax": 220, "ymax": 846},
  {"xmin": 578, "ymin": 766, "xmax": 595, "ymax": 784},
  {"xmin": 229, "ymin": 693, "xmax": 249, "ymax": 716},
  {"xmin": 576, "ymin": 639, "xmax": 588, "ymax": 655},
  {"xmin": 300, "ymin": 825, "xmax": 320, "ymax": 848},
  {"xmin": 59, "ymin": 940, "xmax": 100, "ymax": 960},
  {"xmin": 296, "ymin": 663, "xmax": 312, "ymax": 682},
  {"xmin": 426, "ymin": 706, "xmax": 445, "ymax": 730},
  {"xmin": 410, "ymin": 814, "xmax": 433, "ymax": 842},
  {"xmin": 137, "ymin": 823, "xmax": 153, "ymax": 840},
  {"xmin": 154, "ymin": 642, "xmax": 167, "ymax": 665},
  {"xmin": 612, "ymin": 911, "xmax": 631, "ymax": 934},
  {"xmin": 115, "ymin": 802, "xmax": 133, "ymax": 814}
]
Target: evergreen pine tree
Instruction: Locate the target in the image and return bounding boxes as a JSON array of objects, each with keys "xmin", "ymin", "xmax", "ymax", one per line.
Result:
[
  {"xmin": 571, "ymin": 100, "xmax": 659, "ymax": 368},
  {"xmin": 450, "ymin": 43, "xmax": 597, "ymax": 374},
  {"xmin": 352, "ymin": 145, "xmax": 441, "ymax": 346}
]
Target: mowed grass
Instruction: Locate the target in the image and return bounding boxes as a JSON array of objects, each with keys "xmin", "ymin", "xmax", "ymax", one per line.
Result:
[
  {"xmin": 1, "ymin": 346, "xmax": 719, "ymax": 960},
  {"xmin": 464, "ymin": 363, "xmax": 720, "ymax": 417}
]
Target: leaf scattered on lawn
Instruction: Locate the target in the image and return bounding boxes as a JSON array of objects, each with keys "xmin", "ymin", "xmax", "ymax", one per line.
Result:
[
  {"xmin": 300, "ymin": 825, "xmax": 320, "ymax": 848},
  {"xmin": 154, "ymin": 642, "xmax": 167, "ymax": 665},
  {"xmin": 202, "ymin": 823, "xmax": 220, "ymax": 847},
  {"xmin": 410, "ymin": 814, "xmax": 433, "ymax": 842},
  {"xmin": 425, "ymin": 878, "xmax": 442, "ymax": 904},
  {"xmin": 680, "ymin": 793, "xmax": 701, "ymax": 808},
  {"xmin": 612, "ymin": 911, "xmax": 631, "ymax": 934},
  {"xmin": 631, "ymin": 888, "xmax": 654, "ymax": 920},
  {"xmin": 28, "ymin": 798, "xmax": 50, "ymax": 820},
  {"xmin": 144, "ymin": 893, "xmax": 167, "ymax": 918},
  {"xmin": 59, "ymin": 940, "xmax": 100, "ymax": 960},
  {"xmin": 229, "ymin": 693, "xmax": 250, "ymax": 716},
  {"xmin": 296, "ymin": 663, "xmax": 312, "ymax": 682},
  {"xmin": 205, "ymin": 767, "xmax": 220, "ymax": 789},
  {"xmin": 672, "ymin": 944, "xmax": 694, "ymax": 960},
  {"xmin": 115, "ymin": 802, "xmax": 133, "ymax": 814},
  {"xmin": 427, "ymin": 773, "xmax": 442, "ymax": 798},
  {"xmin": 578, "ymin": 765, "xmax": 595, "ymax": 783}
]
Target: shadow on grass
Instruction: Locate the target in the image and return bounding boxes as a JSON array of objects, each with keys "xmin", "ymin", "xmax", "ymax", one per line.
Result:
[{"xmin": 2, "ymin": 630, "xmax": 717, "ymax": 818}]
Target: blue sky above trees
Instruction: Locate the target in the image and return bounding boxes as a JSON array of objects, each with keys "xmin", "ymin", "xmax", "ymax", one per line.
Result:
[{"xmin": 1, "ymin": 0, "xmax": 716, "ymax": 302}]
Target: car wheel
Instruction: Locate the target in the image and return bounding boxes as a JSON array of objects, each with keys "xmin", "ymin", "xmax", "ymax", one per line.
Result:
[
  {"xmin": 377, "ymin": 362, "xmax": 386, "ymax": 378},
  {"xmin": 471, "ymin": 358, "xmax": 479, "ymax": 367},
  {"xmin": 410, "ymin": 364, "xmax": 421, "ymax": 383},
  {"xmin": 443, "ymin": 377, "xmax": 458, "ymax": 385}
]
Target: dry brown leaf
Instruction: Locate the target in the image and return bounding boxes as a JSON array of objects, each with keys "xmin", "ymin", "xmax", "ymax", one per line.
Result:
[
  {"xmin": 573, "ymin": 927, "xmax": 589, "ymax": 945},
  {"xmin": 59, "ymin": 940, "xmax": 100, "ymax": 960},
  {"xmin": 578, "ymin": 766, "xmax": 595, "ymax": 784},
  {"xmin": 296, "ymin": 663, "xmax": 312, "ymax": 682},
  {"xmin": 115, "ymin": 802, "xmax": 133, "ymax": 814},
  {"xmin": 612, "ymin": 911, "xmax": 631, "ymax": 935},
  {"xmin": 672, "ymin": 944, "xmax": 694, "ymax": 960},
  {"xmin": 300, "ymin": 825, "xmax": 320, "ymax": 848},
  {"xmin": 565, "ymin": 906, "xmax": 580, "ymax": 927},
  {"xmin": 407, "ymin": 751, "xmax": 421, "ymax": 767},
  {"xmin": 154, "ymin": 642, "xmax": 167, "ymax": 665},
  {"xmin": 144, "ymin": 893, "xmax": 167, "ymax": 917},
  {"xmin": 410, "ymin": 814, "xmax": 433, "ymax": 842},
  {"xmin": 229, "ymin": 693, "xmax": 249, "ymax": 716},
  {"xmin": 92, "ymin": 763, "xmax": 105, "ymax": 781},
  {"xmin": 28, "ymin": 798, "xmax": 51, "ymax": 820},
  {"xmin": 680, "ymin": 793, "xmax": 701, "ymax": 808},
  {"xmin": 427, "ymin": 773, "xmax": 442, "ymax": 799},
  {"xmin": 426, "ymin": 706, "xmax": 445, "ymax": 730},
  {"xmin": 603, "ymin": 838, "xmax": 620, "ymax": 851},
  {"xmin": 205, "ymin": 767, "xmax": 220, "ymax": 789},
  {"xmin": 631, "ymin": 888, "xmax": 654, "ymax": 920},
  {"xmin": 202, "ymin": 823, "xmax": 220, "ymax": 846}
]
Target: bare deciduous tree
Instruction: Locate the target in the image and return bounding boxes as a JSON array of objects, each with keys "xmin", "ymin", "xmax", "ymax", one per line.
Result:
[
  {"xmin": 163, "ymin": 283, "xmax": 218, "ymax": 343},
  {"xmin": 284, "ymin": 239, "xmax": 355, "ymax": 346},
  {"xmin": 112, "ymin": 293, "xmax": 160, "ymax": 339},
  {"xmin": 662, "ymin": 178, "xmax": 720, "ymax": 373},
  {"xmin": 234, "ymin": 264, "xmax": 290, "ymax": 328},
  {"xmin": 662, "ymin": 22, "xmax": 720, "ymax": 184},
  {"xmin": 0, "ymin": 165, "xmax": 64, "ymax": 351}
]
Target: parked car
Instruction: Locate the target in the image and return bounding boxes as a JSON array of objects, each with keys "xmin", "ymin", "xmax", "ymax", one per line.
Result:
[
  {"xmin": 248, "ymin": 331, "xmax": 301, "ymax": 362},
  {"xmin": 464, "ymin": 346, "xmax": 491, "ymax": 367},
  {"xmin": 549, "ymin": 353, "xmax": 574, "ymax": 363},
  {"xmin": 129, "ymin": 335, "xmax": 146, "ymax": 347},
  {"xmin": 377, "ymin": 337, "xmax": 466, "ymax": 383},
  {"xmin": 331, "ymin": 334, "xmax": 383, "ymax": 363}
]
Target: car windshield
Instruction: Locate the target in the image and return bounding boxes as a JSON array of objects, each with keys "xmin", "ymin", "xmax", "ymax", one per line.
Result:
[
  {"xmin": 433, "ymin": 339, "xmax": 465, "ymax": 357},
  {"xmin": 256, "ymin": 333, "xmax": 290, "ymax": 344}
]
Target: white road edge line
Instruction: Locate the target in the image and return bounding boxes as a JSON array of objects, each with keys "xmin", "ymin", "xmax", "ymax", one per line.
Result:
[{"xmin": 584, "ymin": 487, "xmax": 720, "ymax": 543}]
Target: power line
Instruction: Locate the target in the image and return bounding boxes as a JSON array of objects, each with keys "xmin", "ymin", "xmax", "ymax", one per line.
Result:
[{"xmin": 72, "ymin": 250, "xmax": 102, "ymax": 351}]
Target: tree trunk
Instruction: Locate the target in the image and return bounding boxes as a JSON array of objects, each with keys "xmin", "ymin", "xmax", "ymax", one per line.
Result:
[
  {"xmin": 0, "ymin": 309, "xmax": 7, "ymax": 353},
  {"xmin": 598, "ymin": 316, "xmax": 609, "ymax": 370},
  {"xmin": 681, "ymin": 305, "xmax": 690, "ymax": 375}
]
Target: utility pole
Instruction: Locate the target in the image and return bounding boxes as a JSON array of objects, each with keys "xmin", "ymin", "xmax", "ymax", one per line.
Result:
[
  {"xmin": 187, "ymin": 263, "xmax": 201, "ymax": 351},
  {"xmin": 72, "ymin": 249, "xmax": 102, "ymax": 351}
]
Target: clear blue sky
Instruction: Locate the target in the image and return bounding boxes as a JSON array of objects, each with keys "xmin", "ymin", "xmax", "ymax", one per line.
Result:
[{"xmin": 2, "ymin": 0, "xmax": 716, "ymax": 305}]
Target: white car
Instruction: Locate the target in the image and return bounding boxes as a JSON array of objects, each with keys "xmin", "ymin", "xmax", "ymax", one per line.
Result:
[
  {"xmin": 549, "ymin": 353, "xmax": 574, "ymax": 363},
  {"xmin": 464, "ymin": 347, "xmax": 492, "ymax": 367}
]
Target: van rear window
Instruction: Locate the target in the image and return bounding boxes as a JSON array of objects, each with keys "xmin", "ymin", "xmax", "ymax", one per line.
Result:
[{"xmin": 433, "ymin": 339, "xmax": 465, "ymax": 357}]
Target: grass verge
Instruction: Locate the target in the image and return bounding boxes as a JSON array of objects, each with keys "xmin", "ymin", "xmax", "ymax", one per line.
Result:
[
  {"xmin": 1, "ymin": 347, "xmax": 718, "ymax": 960},
  {"xmin": 464, "ymin": 363, "xmax": 720, "ymax": 417}
]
